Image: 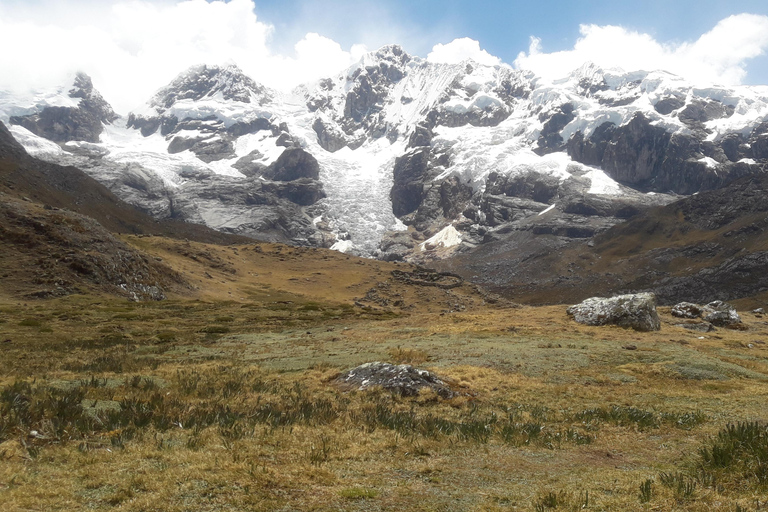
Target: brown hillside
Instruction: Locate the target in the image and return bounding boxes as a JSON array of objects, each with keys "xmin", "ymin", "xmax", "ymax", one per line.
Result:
[{"xmin": 0, "ymin": 121, "xmax": 248, "ymax": 245}]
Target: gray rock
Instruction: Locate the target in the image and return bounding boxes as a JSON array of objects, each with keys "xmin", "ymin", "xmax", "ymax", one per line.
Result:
[
  {"xmin": 312, "ymin": 117, "xmax": 347, "ymax": 152},
  {"xmin": 752, "ymin": 308, "xmax": 765, "ymax": 315},
  {"xmin": 671, "ymin": 300, "xmax": 740, "ymax": 326},
  {"xmin": 567, "ymin": 292, "xmax": 661, "ymax": 331},
  {"xmin": 671, "ymin": 302, "xmax": 704, "ymax": 319},
  {"xmin": 232, "ymin": 149, "xmax": 267, "ymax": 177},
  {"xmin": 702, "ymin": 300, "xmax": 741, "ymax": 326},
  {"xmin": 407, "ymin": 123, "xmax": 433, "ymax": 148},
  {"xmin": 335, "ymin": 362, "xmax": 454, "ymax": 398}
]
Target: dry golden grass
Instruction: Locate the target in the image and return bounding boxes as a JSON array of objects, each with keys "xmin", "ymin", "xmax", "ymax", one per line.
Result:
[{"xmin": 2, "ymin": 237, "xmax": 768, "ymax": 511}]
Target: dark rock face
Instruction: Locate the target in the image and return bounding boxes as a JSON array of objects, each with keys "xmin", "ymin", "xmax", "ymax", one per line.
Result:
[
  {"xmin": 262, "ymin": 178, "xmax": 326, "ymax": 206},
  {"xmin": 227, "ymin": 118, "xmax": 272, "ymax": 138},
  {"xmin": 654, "ymin": 96, "xmax": 685, "ymax": 115},
  {"xmin": 565, "ymin": 122, "xmax": 616, "ymax": 167},
  {"xmin": 566, "ymin": 113, "xmax": 761, "ymax": 195},
  {"xmin": 262, "ymin": 148, "xmax": 320, "ymax": 182},
  {"xmin": 335, "ymin": 362, "xmax": 455, "ymax": 398},
  {"xmin": 9, "ymin": 72, "xmax": 117, "ymax": 143},
  {"xmin": 378, "ymin": 231, "xmax": 418, "ymax": 261},
  {"xmin": 678, "ymin": 99, "xmax": 735, "ymax": 127},
  {"xmin": 439, "ymin": 177, "xmax": 473, "ymax": 219},
  {"xmin": 536, "ymin": 103, "xmax": 575, "ymax": 155},
  {"xmin": 390, "ymin": 148, "xmax": 431, "ymax": 217},
  {"xmin": 653, "ymin": 251, "xmax": 768, "ymax": 304},
  {"xmin": 487, "ymin": 171, "xmax": 561, "ymax": 204},
  {"xmin": 168, "ymin": 175, "xmax": 330, "ymax": 246},
  {"xmin": 0, "ymin": 120, "xmax": 30, "ymax": 160},
  {"xmin": 408, "ymin": 123, "xmax": 433, "ymax": 148},
  {"xmin": 232, "ymin": 150, "xmax": 267, "ymax": 177},
  {"xmin": 567, "ymin": 293, "xmax": 661, "ymax": 331},
  {"xmin": 600, "ymin": 113, "xmax": 671, "ymax": 186}
]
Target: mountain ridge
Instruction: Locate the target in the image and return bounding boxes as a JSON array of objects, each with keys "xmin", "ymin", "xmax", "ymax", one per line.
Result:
[{"xmin": 1, "ymin": 45, "xmax": 767, "ymax": 263}]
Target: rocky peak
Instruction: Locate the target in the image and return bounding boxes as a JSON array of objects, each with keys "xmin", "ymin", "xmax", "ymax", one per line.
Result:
[
  {"xmin": 149, "ymin": 64, "xmax": 270, "ymax": 113},
  {"xmin": 366, "ymin": 44, "xmax": 412, "ymax": 70},
  {"xmin": 8, "ymin": 72, "xmax": 117, "ymax": 143},
  {"xmin": 68, "ymin": 72, "xmax": 118, "ymax": 124},
  {"xmin": 568, "ymin": 62, "xmax": 610, "ymax": 96}
]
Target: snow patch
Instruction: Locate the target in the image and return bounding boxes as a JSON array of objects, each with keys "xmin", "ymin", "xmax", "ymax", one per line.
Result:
[
  {"xmin": 586, "ymin": 168, "xmax": 623, "ymax": 195},
  {"xmin": 330, "ymin": 240, "xmax": 355, "ymax": 253},
  {"xmin": 698, "ymin": 156, "xmax": 719, "ymax": 169},
  {"xmin": 538, "ymin": 204, "xmax": 556, "ymax": 216},
  {"xmin": 8, "ymin": 125, "xmax": 64, "ymax": 157},
  {"xmin": 419, "ymin": 225, "xmax": 462, "ymax": 251}
]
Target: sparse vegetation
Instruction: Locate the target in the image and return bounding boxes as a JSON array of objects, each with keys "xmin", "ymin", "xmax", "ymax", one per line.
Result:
[{"xmin": 1, "ymin": 236, "xmax": 767, "ymax": 511}]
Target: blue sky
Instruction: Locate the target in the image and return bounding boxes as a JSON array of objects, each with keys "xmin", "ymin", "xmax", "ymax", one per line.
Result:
[{"xmin": 252, "ymin": 0, "xmax": 768, "ymax": 85}]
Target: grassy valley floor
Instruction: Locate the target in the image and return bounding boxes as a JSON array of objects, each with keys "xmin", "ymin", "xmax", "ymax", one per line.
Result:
[{"xmin": 1, "ymin": 237, "xmax": 768, "ymax": 511}]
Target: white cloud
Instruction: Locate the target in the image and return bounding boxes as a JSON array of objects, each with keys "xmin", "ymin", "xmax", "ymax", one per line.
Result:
[
  {"xmin": 427, "ymin": 37, "xmax": 501, "ymax": 66},
  {"xmin": 0, "ymin": 0, "xmax": 364, "ymax": 113},
  {"xmin": 514, "ymin": 14, "xmax": 768, "ymax": 85}
]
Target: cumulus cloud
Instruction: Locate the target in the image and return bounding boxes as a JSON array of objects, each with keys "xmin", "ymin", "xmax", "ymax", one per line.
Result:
[
  {"xmin": 514, "ymin": 14, "xmax": 768, "ymax": 85},
  {"xmin": 427, "ymin": 37, "xmax": 501, "ymax": 66},
  {"xmin": 0, "ymin": 0, "xmax": 365, "ymax": 113}
]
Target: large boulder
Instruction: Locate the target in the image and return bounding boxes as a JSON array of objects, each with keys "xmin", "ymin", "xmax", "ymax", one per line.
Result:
[
  {"xmin": 567, "ymin": 293, "xmax": 661, "ymax": 331},
  {"xmin": 335, "ymin": 362, "xmax": 454, "ymax": 398}
]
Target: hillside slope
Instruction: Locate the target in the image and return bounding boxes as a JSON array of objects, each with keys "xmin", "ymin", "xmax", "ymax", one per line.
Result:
[{"xmin": 437, "ymin": 171, "xmax": 768, "ymax": 306}]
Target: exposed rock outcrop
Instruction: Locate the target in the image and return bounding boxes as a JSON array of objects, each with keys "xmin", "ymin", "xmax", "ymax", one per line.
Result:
[
  {"xmin": 566, "ymin": 113, "xmax": 759, "ymax": 195},
  {"xmin": 262, "ymin": 147, "xmax": 321, "ymax": 182},
  {"xmin": 335, "ymin": 362, "xmax": 454, "ymax": 398}
]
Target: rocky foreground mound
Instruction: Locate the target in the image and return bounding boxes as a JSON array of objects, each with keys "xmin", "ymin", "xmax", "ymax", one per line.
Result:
[{"xmin": 335, "ymin": 362, "xmax": 454, "ymax": 398}]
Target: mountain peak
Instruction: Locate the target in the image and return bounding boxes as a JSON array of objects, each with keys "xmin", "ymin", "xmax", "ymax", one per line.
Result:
[
  {"xmin": 68, "ymin": 71, "xmax": 118, "ymax": 123},
  {"xmin": 149, "ymin": 64, "xmax": 271, "ymax": 113}
]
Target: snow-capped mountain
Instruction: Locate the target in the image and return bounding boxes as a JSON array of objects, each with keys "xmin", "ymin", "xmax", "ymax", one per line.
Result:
[{"xmin": 2, "ymin": 46, "xmax": 767, "ymax": 260}]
